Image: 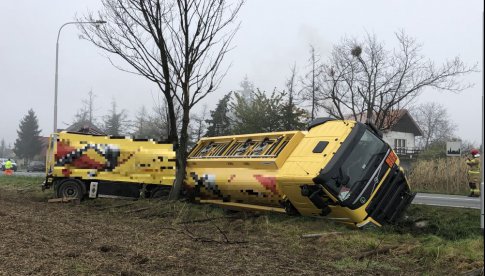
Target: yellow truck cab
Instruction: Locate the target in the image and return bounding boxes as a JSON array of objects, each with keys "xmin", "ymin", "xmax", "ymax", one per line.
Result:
[
  {"xmin": 43, "ymin": 131, "xmax": 176, "ymax": 200},
  {"xmin": 185, "ymin": 118, "xmax": 415, "ymax": 228}
]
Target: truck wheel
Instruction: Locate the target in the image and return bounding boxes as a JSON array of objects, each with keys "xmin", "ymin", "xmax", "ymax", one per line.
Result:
[
  {"xmin": 283, "ymin": 200, "xmax": 300, "ymax": 216},
  {"xmin": 57, "ymin": 179, "xmax": 85, "ymax": 200},
  {"xmin": 151, "ymin": 187, "xmax": 171, "ymax": 199}
]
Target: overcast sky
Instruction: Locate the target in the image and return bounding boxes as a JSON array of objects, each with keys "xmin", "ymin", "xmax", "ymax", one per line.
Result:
[{"xmin": 0, "ymin": 0, "xmax": 483, "ymax": 147}]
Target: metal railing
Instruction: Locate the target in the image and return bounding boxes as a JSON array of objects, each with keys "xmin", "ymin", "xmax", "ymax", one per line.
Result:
[{"xmin": 394, "ymin": 147, "xmax": 421, "ymax": 156}]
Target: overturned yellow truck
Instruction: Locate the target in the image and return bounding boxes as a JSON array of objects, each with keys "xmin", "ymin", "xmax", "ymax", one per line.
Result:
[
  {"xmin": 43, "ymin": 132, "xmax": 176, "ymax": 199},
  {"xmin": 43, "ymin": 118, "xmax": 415, "ymax": 228},
  {"xmin": 185, "ymin": 118, "xmax": 416, "ymax": 228}
]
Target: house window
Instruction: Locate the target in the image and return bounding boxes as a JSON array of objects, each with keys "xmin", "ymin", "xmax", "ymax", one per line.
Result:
[{"xmin": 394, "ymin": 139, "xmax": 406, "ymax": 154}]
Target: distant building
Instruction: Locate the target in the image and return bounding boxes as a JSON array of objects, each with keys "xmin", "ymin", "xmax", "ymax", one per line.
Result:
[
  {"xmin": 347, "ymin": 110, "xmax": 423, "ymax": 158},
  {"xmin": 63, "ymin": 121, "xmax": 106, "ymax": 136},
  {"xmin": 381, "ymin": 110, "xmax": 423, "ymax": 158}
]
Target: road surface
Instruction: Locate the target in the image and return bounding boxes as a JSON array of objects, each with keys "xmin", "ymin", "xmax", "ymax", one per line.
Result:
[
  {"xmin": 6, "ymin": 171, "xmax": 44, "ymax": 177},
  {"xmin": 413, "ymin": 193, "xmax": 482, "ymax": 209}
]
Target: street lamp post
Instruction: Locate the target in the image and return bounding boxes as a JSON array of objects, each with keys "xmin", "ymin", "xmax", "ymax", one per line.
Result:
[{"xmin": 53, "ymin": 20, "xmax": 106, "ymax": 133}]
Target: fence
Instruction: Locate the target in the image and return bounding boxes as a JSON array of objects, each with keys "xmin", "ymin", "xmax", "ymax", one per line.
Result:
[{"xmin": 394, "ymin": 147, "xmax": 421, "ymax": 156}]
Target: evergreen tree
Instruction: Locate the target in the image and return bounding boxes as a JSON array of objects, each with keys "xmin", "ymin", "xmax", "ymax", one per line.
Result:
[
  {"xmin": 231, "ymin": 89, "xmax": 284, "ymax": 134},
  {"xmin": 103, "ymin": 99, "xmax": 129, "ymax": 136},
  {"xmin": 73, "ymin": 108, "xmax": 90, "ymax": 126},
  {"xmin": 238, "ymin": 76, "xmax": 255, "ymax": 102},
  {"xmin": 206, "ymin": 93, "xmax": 233, "ymax": 137},
  {"xmin": 280, "ymin": 96, "xmax": 308, "ymax": 131},
  {"xmin": 14, "ymin": 109, "xmax": 42, "ymax": 163},
  {"xmin": 231, "ymin": 88, "xmax": 308, "ymax": 134}
]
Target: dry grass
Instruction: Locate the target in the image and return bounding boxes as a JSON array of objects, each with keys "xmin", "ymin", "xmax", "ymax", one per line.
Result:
[
  {"xmin": 0, "ymin": 176, "xmax": 483, "ymax": 275},
  {"xmin": 407, "ymin": 157, "xmax": 470, "ymax": 195}
]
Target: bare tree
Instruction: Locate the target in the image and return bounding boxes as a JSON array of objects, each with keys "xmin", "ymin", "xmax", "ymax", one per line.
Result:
[
  {"xmin": 0, "ymin": 138, "xmax": 7, "ymax": 157},
  {"xmin": 286, "ymin": 63, "xmax": 298, "ymax": 109},
  {"xmin": 80, "ymin": 0, "xmax": 243, "ymax": 199},
  {"xmin": 80, "ymin": 0, "xmax": 177, "ymax": 143},
  {"xmin": 164, "ymin": 1, "xmax": 243, "ymax": 198},
  {"xmin": 72, "ymin": 90, "xmax": 97, "ymax": 126},
  {"xmin": 132, "ymin": 103, "xmax": 173, "ymax": 139},
  {"xmin": 151, "ymin": 93, "xmax": 182, "ymax": 140},
  {"xmin": 191, "ymin": 104, "xmax": 208, "ymax": 142},
  {"xmin": 82, "ymin": 90, "xmax": 97, "ymax": 124},
  {"xmin": 412, "ymin": 102, "xmax": 456, "ymax": 149},
  {"xmin": 319, "ymin": 31, "xmax": 476, "ymax": 130},
  {"xmin": 132, "ymin": 105, "xmax": 150, "ymax": 137},
  {"xmin": 282, "ymin": 64, "xmax": 308, "ymax": 130},
  {"xmin": 300, "ymin": 45, "xmax": 322, "ymax": 121}
]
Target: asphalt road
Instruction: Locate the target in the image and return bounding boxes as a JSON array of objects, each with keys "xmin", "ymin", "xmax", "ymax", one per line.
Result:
[
  {"xmin": 6, "ymin": 171, "xmax": 45, "ymax": 177},
  {"xmin": 413, "ymin": 193, "xmax": 482, "ymax": 209}
]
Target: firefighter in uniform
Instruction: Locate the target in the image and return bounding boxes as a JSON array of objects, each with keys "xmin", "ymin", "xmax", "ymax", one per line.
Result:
[{"xmin": 466, "ymin": 149, "xmax": 481, "ymax": 197}]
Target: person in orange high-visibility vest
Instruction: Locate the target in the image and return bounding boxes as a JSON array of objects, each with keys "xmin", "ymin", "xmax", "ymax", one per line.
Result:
[
  {"xmin": 4, "ymin": 159, "xmax": 13, "ymax": 176},
  {"xmin": 466, "ymin": 149, "xmax": 481, "ymax": 197}
]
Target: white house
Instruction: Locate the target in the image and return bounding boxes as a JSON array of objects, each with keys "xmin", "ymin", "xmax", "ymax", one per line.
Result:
[
  {"xmin": 380, "ymin": 110, "xmax": 423, "ymax": 157},
  {"xmin": 347, "ymin": 109, "xmax": 423, "ymax": 157}
]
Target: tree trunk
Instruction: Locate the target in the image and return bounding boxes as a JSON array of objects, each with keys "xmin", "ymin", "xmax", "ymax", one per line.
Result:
[
  {"xmin": 170, "ymin": 104, "xmax": 190, "ymax": 200},
  {"xmin": 164, "ymin": 93, "xmax": 178, "ymax": 144},
  {"xmin": 366, "ymin": 105, "xmax": 374, "ymax": 125}
]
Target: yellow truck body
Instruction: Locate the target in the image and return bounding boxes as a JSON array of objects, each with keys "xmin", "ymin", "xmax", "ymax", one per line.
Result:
[
  {"xmin": 185, "ymin": 118, "xmax": 415, "ymax": 228},
  {"xmin": 43, "ymin": 131, "xmax": 176, "ymax": 199}
]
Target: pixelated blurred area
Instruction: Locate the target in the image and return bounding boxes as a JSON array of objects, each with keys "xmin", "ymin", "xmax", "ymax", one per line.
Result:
[{"xmin": 49, "ymin": 132, "xmax": 176, "ymax": 186}]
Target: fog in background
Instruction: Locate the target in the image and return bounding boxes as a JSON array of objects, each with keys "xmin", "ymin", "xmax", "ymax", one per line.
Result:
[{"xmin": 0, "ymin": 0, "xmax": 483, "ymax": 146}]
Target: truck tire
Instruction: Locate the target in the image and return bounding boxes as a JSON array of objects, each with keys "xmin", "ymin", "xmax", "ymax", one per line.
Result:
[
  {"xmin": 150, "ymin": 186, "xmax": 171, "ymax": 199},
  {"xmin": 283, "ymin": 199, "xmax": 300, "ymax": 216},
  {"xmin": 57, "ymin": 179, "xmax": 85, "ymax": 200}
]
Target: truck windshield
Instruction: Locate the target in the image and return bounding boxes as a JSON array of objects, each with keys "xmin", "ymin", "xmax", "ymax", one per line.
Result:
[{"xmin": 335, "ymin": 130, "xmax": 387, "ymax": 201}]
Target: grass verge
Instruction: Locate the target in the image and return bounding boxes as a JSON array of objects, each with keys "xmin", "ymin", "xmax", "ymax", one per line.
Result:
[{"xmin": 0, "ymin": 175, "xmax": 483, "ymax": 275}]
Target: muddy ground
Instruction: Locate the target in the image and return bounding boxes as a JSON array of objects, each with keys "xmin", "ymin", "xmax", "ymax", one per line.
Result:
[{"xmin": 0, "ymin": 181, "xmax": 483, "ymax": 275}]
